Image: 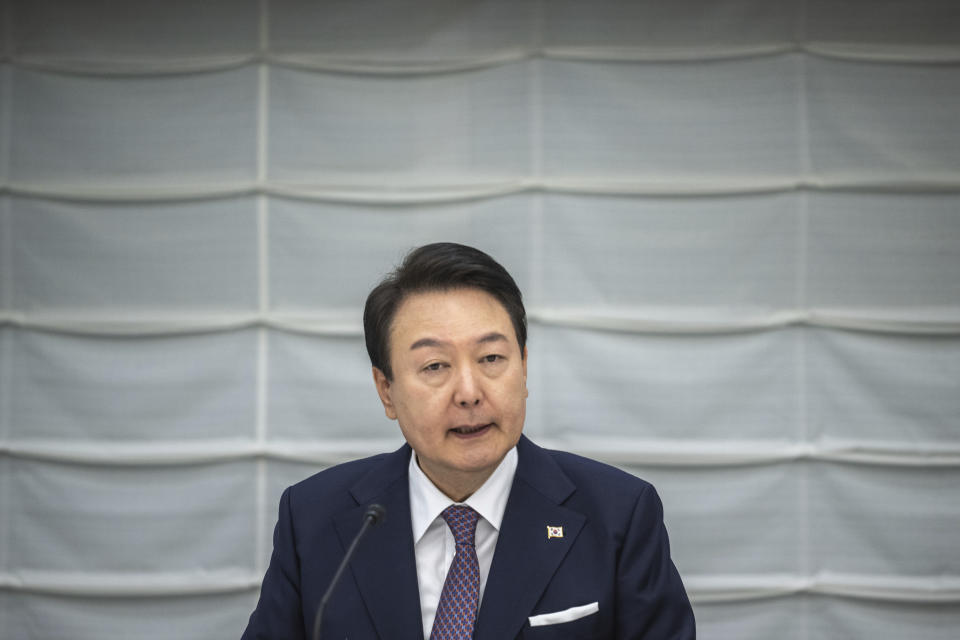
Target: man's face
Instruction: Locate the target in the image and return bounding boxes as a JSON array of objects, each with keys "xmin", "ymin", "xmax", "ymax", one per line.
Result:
[{"xmin": 373, "ymin": 288, "xmax": 527, "ymax": 497}]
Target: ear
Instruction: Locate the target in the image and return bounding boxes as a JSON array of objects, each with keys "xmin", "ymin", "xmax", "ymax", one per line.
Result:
[
  {"xmin": 372, "ymin": 367, "xmax": 398, "ymax": 420},
  {"xmin": 522, "ymin": 346, "xmax": 529, "ymax": 398}
]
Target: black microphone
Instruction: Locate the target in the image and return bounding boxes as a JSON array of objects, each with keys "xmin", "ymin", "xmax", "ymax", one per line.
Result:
[{"xmin": 312, "ymin": 504, "xmax": 386, "ymax": 640}]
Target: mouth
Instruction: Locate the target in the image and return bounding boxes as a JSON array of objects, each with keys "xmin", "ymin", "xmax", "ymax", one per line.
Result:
[{"xmin": 449, "ymin": 423, "xmax": 493, "ymax": 437}]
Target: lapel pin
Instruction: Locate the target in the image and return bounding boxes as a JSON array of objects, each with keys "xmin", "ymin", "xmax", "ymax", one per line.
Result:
[{"xmin": 547, "ymin": 525, "xmax": 564, "ymax": 539}]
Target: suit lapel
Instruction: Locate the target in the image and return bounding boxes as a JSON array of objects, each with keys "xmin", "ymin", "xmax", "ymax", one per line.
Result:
[
  {"xmin": 332, "ymin": 445, "xmax": 424, "ymax": 640},
  {"xmin": 474, "ymin": 437, "xmax": 585, "ymax": 640}
]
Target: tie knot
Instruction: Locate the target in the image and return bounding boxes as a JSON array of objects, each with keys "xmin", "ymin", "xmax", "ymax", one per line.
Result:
[{"xmin": 441, "ymin": 505, "xmax": 479, "ymax": 546}]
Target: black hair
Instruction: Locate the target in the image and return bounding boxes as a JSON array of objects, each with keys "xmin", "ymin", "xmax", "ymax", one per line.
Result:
[{"xmin": 363, "ymin": 242, "xmax": 526, "ymax": 380}]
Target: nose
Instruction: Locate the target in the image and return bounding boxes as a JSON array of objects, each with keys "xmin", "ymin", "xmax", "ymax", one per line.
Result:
[{"xmin": 453, "ymin": 365, "xmax": 482, "ymax": 408}]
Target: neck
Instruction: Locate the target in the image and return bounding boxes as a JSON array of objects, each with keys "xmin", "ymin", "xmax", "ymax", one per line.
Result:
[{"xmin": 417, "ymin": 457, "xmax": 497, "ymax": 503}]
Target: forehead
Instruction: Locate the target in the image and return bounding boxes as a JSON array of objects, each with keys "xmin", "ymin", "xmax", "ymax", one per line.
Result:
[{"xmin": 388, "ymin": 288, "xmax": 513, "ymax": 348}]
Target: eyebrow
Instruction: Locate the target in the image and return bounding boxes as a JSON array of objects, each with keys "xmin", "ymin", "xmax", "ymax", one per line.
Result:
[
  {"xmin": 476, "ymin": 332, "xmax": 509, "ymax": 346},
  {"xmin": 409, "ymin": 332, "xmax": 509, "ymax": 351}
]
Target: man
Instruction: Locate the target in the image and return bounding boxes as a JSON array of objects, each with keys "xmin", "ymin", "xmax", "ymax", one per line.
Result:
[{"xmin": 243, "ymin": 243, "xmax": 695, "ymax": 639}]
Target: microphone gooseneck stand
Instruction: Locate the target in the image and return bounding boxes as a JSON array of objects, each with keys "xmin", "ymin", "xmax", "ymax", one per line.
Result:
[{"xmin": 312, "ymin": 504, "xmax": 386, "ymax": 640}]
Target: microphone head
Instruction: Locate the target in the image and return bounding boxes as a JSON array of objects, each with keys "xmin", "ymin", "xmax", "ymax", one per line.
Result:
[{"xmin": 364, "ymin": 504, "xmax": 386, "ymax": 526}]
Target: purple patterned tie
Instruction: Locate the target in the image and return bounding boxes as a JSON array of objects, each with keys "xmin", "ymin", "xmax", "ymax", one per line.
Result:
[{"xmin": 430, "ymin": 505, "xmax": 481, "ymax": 640}]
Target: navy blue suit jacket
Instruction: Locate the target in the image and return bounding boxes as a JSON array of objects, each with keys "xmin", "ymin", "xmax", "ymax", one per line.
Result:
[{"xmin": 242, "ymin": 435, "xmax": 695, "ymax": 639}]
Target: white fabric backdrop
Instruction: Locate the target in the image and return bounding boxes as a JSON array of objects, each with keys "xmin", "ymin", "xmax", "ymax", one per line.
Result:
[{"xmin": 1, "ymin": 1, "xmax": 959, "ymax": 638}]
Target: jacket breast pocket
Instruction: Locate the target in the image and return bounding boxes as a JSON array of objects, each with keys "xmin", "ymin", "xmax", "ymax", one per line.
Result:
[{"xmin": 520, "ymin": 602, "xmax": 602, "ymax": 639}]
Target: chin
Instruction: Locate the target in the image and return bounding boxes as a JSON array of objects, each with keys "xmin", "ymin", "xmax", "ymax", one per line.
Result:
[{"xmin": 455, "ymin": 449, "xmax": 505, "ymax": 473}]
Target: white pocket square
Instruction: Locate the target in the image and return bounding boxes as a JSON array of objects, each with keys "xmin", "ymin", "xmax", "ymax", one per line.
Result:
[{"xmin": 528, "ymin": 601, "xmax": 599, "ymax": 627}]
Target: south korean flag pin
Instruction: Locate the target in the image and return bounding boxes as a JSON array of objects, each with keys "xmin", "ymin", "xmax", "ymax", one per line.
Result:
[{"xmin": 547, "ymin": 525, "xmax": 564, "ymax": 539}]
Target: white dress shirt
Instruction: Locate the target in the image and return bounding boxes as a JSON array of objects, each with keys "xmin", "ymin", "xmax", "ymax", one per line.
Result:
[{"xmin": 408, "ymin": 447, "xmax": 518, "ymax": 639}]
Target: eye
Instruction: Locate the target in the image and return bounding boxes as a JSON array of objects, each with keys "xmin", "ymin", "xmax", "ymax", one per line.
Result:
[
  {"xmin": 481, "ymin": 354, "xmax": 503, "ymax": 364},
  {"xmin": 422, "ymin": 362, "xmax": 447, "ymax": 373}
]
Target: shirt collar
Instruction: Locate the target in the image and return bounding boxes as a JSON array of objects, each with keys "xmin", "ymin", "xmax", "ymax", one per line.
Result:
[{"xmin": 408, "ymin": 446, "xmax": 518, "ymax": 544}]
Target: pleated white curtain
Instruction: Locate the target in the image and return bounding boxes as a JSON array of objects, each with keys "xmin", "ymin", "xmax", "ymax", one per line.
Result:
[{"xmin": 1, "ymin": 1, "xmax": 959, "ymax": 638}]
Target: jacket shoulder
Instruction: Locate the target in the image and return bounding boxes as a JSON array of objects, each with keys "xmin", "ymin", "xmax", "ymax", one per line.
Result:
[
  {"xmin": 285, "ymin": 450, "xmax": 399, "ymax": 513},
  {"xmin": 547, "ymin": 448, "xmax": 652, "ymax": 490},
  {"xmin": 542, "ymin": 447, "xmax": 657, "ymax": 515}
]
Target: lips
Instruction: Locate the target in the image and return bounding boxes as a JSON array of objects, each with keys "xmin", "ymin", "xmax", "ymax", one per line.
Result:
[{"xmin": 450, "ymin": 423, "xmax": 492, "ymax": 435}]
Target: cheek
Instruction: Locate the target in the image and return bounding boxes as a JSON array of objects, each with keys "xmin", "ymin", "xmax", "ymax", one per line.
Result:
[
  {"xmin": 395, "ymin": 389, "xmax": 446, "ymax": 431},
  {"xmin": 500, "ymin": 378, "xmax": 528, "ymax": 419}
]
